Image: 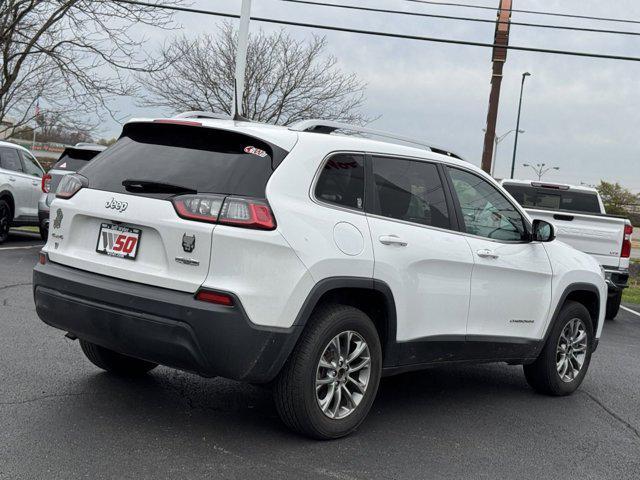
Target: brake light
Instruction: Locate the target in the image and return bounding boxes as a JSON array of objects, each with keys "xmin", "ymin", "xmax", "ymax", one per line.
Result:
[
  {"xmin": 41, "ymin": 174, "xmax": 52, "ymax": 193},
  {"xmin": 195, "ymin": 289, "xmax": 234, "ymax": 306},
  {"xmin": 171, "ymin": 195, "xmax": 276, "ymax": 230},
  {"xmin": 56, "ymin": 174, "xmax": 87, "ymax": 199},
  {"xmin": 621, "ymin": 223, "xmax": 633, "ymax": 258},
  {"xmin": 219, "ymin": 197, "xmax": 276, "ymax": 230},
  {"xmin": 172, "ymin": 194, "xmax": 225, "ymax": 223}
]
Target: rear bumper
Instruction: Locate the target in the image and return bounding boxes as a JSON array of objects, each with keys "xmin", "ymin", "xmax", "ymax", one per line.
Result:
[
  {"xmin": 33, "ymin": 261, "xmax": 301, "ymax": 383},
  {"xmin": 604, "ymin": 267, "xmax": 629, "ymax": 296}
]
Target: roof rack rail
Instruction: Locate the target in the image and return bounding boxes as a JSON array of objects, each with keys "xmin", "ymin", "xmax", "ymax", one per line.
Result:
[
  {"xmin": 289, "ymin": 119, "xmax": 463, "ymax": 160},
  {"xmin": 174, "ymin": 111, "xmax": 232, "ymax": 121}
]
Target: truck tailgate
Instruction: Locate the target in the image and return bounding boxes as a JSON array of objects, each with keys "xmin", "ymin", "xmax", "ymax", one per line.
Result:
[{"xmin": 525, "ymin": 208, "xmax": 625, "ymax": 268}]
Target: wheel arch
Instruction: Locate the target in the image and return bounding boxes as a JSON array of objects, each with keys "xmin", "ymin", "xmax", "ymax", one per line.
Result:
[
  {"xmin": 292, "ymin": 277, "xmax": 397, "ymax": 367},
  {"xmin": 539, "ymin": 283, "xmax": 601, "ymax": 355}
]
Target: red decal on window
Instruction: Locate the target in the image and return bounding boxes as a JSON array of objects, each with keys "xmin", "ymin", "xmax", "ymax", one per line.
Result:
[{"xmin": 244, "ymin": 146, "xmax": 267, "ymax": 157}]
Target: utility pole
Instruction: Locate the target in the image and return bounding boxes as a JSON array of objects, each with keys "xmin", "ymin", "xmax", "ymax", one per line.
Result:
[
  {"xmin": 232, "ymin": 0, "xmax": 252, "ymax": 120},
  {"xmin": 480, "ymin": 0, "xmax": 513, "ymax": 174}
]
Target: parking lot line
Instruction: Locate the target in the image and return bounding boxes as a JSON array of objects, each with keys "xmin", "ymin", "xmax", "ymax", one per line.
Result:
[
  {"xmin": 620, "ymin": 306, "xmax": 640, "ymax": 317},
  {"xmin": 0, "ymin": 244, "xmax": 43, "ymax": 251}
]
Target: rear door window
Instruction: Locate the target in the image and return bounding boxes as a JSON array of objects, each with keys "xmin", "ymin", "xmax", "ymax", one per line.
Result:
[
  {"xmin": 370, "ymin": 156, "xmax": 451, "ymax": 229},
  {"xmin": 0, "ymin": 147, "xmax": 23, "ymax": 173},
  {"xmin": 79, "ymin": 123, "xmax": 287, "ymax": 199}
]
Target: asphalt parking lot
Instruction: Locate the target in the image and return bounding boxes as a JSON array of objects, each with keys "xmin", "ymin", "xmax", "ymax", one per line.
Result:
[{"xmin": 1, "ymin": 231, "xmax": 639, "ymax": 480}]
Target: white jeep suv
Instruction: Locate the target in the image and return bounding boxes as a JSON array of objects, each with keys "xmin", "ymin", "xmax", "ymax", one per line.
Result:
[{"xmin": 34, "ymin": 114, "xmax": 606, "ymax": 439}]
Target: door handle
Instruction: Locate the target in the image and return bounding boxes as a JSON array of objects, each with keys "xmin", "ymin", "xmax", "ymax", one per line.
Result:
[
  {"xmin": 9, "ymin": 177, "xmax": 16, "ymax": 182},
  {"xmin": 379, "ymin": 235, "xmax": 408, "ymax": 246},
  {"xmin": 477, "ymin": 249, "xmax": 499, "ymax": 259}
]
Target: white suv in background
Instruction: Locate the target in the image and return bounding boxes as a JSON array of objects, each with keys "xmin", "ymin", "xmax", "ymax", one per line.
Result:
[
  {"xmin": 0, "ymin": 141, "xmax": 45, "ymax": 243},
  {"xmin": 34, "ymin": 114, "xmax": 606, "ymax": 439}
]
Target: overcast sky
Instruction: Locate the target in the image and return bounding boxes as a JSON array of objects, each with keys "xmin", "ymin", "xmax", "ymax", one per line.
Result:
[{"xmin": 104, "ymin": 0, "xmax": 640, "ymax": 192}]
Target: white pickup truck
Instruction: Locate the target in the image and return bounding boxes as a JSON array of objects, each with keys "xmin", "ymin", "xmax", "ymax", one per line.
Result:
[{"xmin": 502, "ymin": 179, "xmax": 633, "ymax": 319}]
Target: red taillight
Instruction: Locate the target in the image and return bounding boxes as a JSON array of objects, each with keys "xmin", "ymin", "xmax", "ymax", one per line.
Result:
[
  {"xmin": 41, "ymin": 174, "xmax": 52, "ymax": 193},
  {"xmin": 195, "ymin": 289, "xmax": 234, "ymax": 306},
  {"xmin": 38, "ymin": 251, "xmax": 47, "ymax": 265},
  {"xmin": 621, "ymin": 223, "xmax": 633, "ymax": 258},
  {"xmin": 172, "ymin": 195, "xmax": 276, "ymax": 230},
  {"xmin": 219, "ymin": 197, "xmax": 276, "ymax": 230}
]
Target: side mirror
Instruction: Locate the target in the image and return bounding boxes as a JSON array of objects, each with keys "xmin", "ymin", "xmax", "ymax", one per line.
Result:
[{"xmin": 532, "ymin": 219, "xmax": 555, "ymax": 242}]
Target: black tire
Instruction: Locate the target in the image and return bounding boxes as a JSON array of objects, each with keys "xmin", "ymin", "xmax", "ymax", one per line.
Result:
[
  {"xmin": 39, "ymin": 225, "xmax": 48, "ymax": 241},
  {"xmin": 79, "ymin": 339, "xmax": 157, "ymax": 376},
  {"xmin": 0, "ymin": 199, "xmax": 11, "ymax": 244},
  {"xmin": 605, "ymin": 292, "xmax": 622, "ymax": 320},
  {"xmin": 274, "ymin": 304, "xmax": 382, "ymax": 439},
  {"xmin": 523, "ymin": 301, "xmax": 594, "ymax": 396}
]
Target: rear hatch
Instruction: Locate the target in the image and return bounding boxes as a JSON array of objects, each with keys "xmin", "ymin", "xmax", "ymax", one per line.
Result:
[
  {"xmin": 503, "ymin": 182, "xmax": 626, "ymax": 267},
  {"xmin": 45, "ymin": 147, "xmax": 104, "ymax": 206},
  {"xmin": 46, "ymin": 121, "xmax": 287, "ymax": 292}
]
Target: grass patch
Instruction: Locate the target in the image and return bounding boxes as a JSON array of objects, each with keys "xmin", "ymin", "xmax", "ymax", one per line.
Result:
[
  {"xmin": 623, "ymin": 261, "xmax": 640, "ymax": 305},
  {"xmin": 13, "ymin": 226, "xmax": 39, "ymax": 233},
  {"xmin": 623, "ymin": 284, "xmax": 640, "ymax": 305}
]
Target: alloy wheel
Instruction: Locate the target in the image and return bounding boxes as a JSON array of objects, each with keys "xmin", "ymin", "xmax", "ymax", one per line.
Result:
[
  {"xmin": 315, "ymin": 330, "xmax": 371, "ymax": 420},
  {"xmin": 556, "ymin": 318, "xmax": 588, "ymax": 383}
]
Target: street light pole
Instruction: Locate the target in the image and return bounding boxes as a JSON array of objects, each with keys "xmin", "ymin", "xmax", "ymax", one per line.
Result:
[
  {"xmin": 510, "ymin": 72, "xmax": 531, "ymax": 178},
  {"xmin": 485, "ymin": 128, "xmax": 524, "ymax": 177}
]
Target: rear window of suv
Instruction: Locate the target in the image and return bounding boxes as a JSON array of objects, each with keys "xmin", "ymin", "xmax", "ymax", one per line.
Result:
[
  {"xmin": 79, "ymin": 123, "xmax": 288, "ymax": 198},
  {"xmin": 53, "ymin": 148, "xmax": 103, "ymax": 171},
  {"xmin": 503, "ymin": 184, "xmax": 601, "ymax": 214}
]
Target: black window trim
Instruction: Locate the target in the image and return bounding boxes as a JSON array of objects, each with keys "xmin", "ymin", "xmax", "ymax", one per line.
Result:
[{"xmin": 443, "ymin": 165, "xmax": 533, "ymax": 244}]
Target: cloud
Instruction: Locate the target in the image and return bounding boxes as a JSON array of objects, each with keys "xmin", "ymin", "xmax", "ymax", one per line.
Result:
[{"xmin": 104, "ymin": 0, "xmax": 640, "ymax": 192}]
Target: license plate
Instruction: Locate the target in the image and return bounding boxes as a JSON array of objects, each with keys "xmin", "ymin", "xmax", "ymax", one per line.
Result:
[{"xmin": 96, "ymin": 223, "xmax": 141, "ymax": 260}]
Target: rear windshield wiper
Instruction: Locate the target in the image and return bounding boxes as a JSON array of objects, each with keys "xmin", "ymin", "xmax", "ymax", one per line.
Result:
[{"xmin": 122, "ymin": 179, "xmax": 197, "ymax": 194}]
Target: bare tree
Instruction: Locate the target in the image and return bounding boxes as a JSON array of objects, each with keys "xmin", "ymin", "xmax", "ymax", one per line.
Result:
[
  {"xmin": 0, "ymin": 0, "xmax": 179, "ymax": 138},
  {"xmin": 139, "ymin": 23, "xmax": 370, "ymax": 125}
]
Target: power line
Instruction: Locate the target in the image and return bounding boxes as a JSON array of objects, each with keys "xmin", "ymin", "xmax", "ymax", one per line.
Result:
[
  {"xmin": 111, "ymin": 0, "xmax": 640, "ymax": 62},
  {"xmin": 282, "ymin": 0, "xmax": 640, "ymax": 37},
  {"xmin": 403, "ymin": 0, "xmax": 640, "ymax": 26}
]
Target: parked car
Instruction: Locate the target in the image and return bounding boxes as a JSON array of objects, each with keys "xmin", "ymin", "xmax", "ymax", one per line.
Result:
[
  {"xmin": 502, "ymin": 179, "xmax": 632, "ymax": 319},
  {"xmin": 34, "ymin": 114, "xmax": 606, "ymax": 439},
  {"xmin": 39, "ymin": 143, "xmax": 106, "ymax": 240},
  {"xmin": 0, "ymin": 140, "xmax": 45, "ymax": 243}
]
